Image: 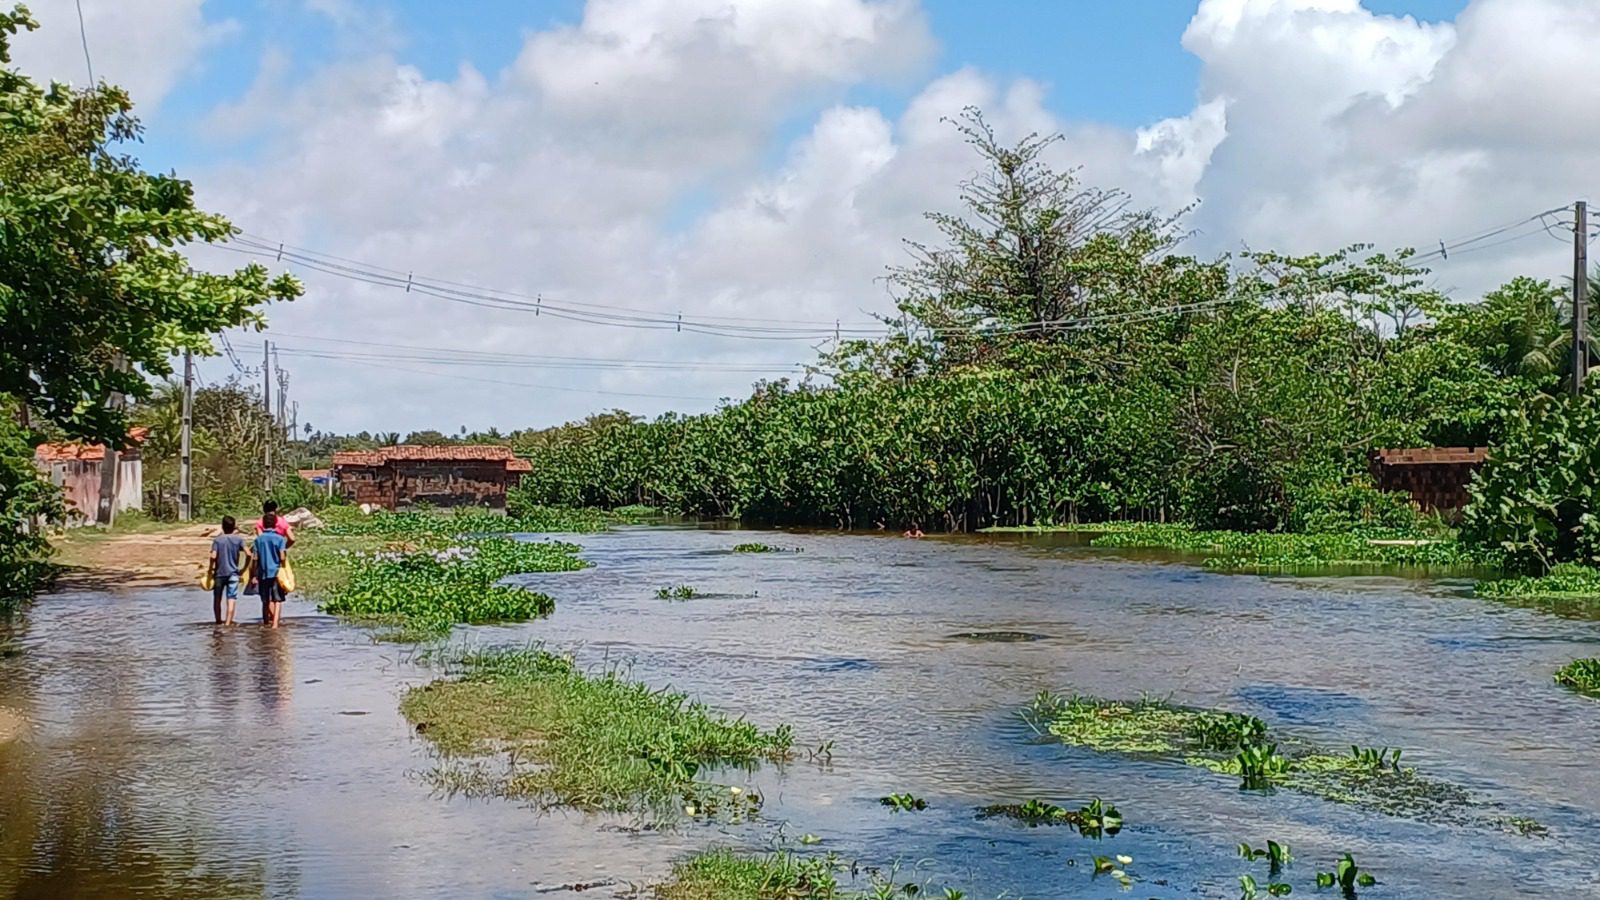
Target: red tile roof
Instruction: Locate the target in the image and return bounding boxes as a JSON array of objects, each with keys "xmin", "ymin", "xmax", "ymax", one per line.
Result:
[
  {"xmin": 331, "ymin": 445, "xmax": 529, "ymax": 472},
  {"xmin": 34, "ymin": 427, "xmax": 149, "ymax": 462},
  {"xmin": 1371, "ymin": 447, "xmax": 1488, "ymax": 466}
]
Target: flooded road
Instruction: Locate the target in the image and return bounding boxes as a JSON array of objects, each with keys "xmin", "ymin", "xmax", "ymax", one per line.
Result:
[{"xmin": 4, "ymin": 526, "xmax": 1600, "ymax": 898}]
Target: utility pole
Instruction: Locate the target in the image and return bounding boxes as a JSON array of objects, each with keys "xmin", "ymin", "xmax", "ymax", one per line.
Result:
[
  {"xmin": 1574, "ymin": 200, "xmax": 1590, "ymax": 397},
  {"xmin": 179, "ymin": 348, "xmax": 193, "ymax": 521},
  {"xmin": 95, "ymin": 355, "xmax": 126, "ymax": 526},
  {"xmin": 263, "ymin": 339, "xmax": 273, "ymax": 490}
]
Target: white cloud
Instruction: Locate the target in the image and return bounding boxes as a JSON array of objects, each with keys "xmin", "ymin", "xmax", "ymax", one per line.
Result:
[
  {"xmin": 10, "ymin": 0, "xmax": 235, "ymax": 111},
  {"xmin": 22, "ymin": 0, "xmax": 1599, "ymax": 432}
]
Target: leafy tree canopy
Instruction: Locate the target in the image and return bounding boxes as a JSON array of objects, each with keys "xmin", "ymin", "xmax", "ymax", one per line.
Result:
[{"xmin": 0, "ymin": 4, "xmax": 300, "ymax": 444}]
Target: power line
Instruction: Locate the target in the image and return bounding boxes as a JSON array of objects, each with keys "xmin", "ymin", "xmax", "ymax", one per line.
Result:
[
  {"xmin": 72, "ymin": 0, "xmax": 95, "ymax": 88},
  {"xmin": 312, "ymin": 355, "xmax": 725, "ymax": 403},
  {"xmin": 198, "ymin": 204, "xmax": 1574, "ymax": 350}
]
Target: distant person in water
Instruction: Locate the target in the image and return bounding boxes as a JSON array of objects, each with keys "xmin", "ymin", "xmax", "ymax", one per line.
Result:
[
  {"xmin": 254, "ymin": 499, "xmax": 296, "ymax": 547},
  {"xmin": 250, "ymin": 512, "xmax": 289, "ymax": 628},
  {"xmin": 903, "ymin": 523, "xmax": 925, "ymax": 538},
  {"xmin": 209, "ymin": 515, "xmax": 247, "ymax": 625}
]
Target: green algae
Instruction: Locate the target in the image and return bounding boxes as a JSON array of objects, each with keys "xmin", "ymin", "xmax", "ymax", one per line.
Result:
[{"xmin": 1023, "ymin": 692, "xmax": 1535, "ymax": 830}]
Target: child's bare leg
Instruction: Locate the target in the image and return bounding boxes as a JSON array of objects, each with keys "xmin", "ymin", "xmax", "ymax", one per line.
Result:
[{"xmin": 224, "ymin": 597, "xmax": 236, "ymax": 625}]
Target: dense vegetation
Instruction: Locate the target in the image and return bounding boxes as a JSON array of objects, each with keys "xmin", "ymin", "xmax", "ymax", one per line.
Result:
[
  {"xmin": 509, "ymin": 110, "xmax": 1584, "ymax": 555},
  {"xmin": 0, "ymin": 6, "xmax": 299, "ymax": 606}
]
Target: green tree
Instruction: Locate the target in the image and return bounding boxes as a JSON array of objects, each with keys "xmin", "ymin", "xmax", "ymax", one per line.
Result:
[
  {"xmin": 0, "ymin": 5, "xmax": 300, "ymax": 445},
  {"xmin": 1462, "ymin": 392, "xmax": 1600, "ymax": 570}
]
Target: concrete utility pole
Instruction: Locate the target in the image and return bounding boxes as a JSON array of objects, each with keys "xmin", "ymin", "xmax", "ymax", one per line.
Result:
[
  {"xmin": 179, "ymin": 348, "xmax": 193, "ymax": 521},
  {"xmin": 1574, "ymin": 200, "xmax": 1590, "ymax": 397},
  {"xmin": 95, "ymin": 355, "xmax": 126, "ymax": 526},
  {"xmin": 263, "ymin": 339, "xmax": 273, "ymax": 490}
]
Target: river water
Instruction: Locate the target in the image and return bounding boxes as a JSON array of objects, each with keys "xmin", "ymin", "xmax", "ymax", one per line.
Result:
[{"xmin": 2, "ymin": 526, "xmax": 1598, "ymax": 899}]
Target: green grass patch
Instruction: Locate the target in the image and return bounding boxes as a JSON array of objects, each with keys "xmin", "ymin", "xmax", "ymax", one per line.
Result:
[
  {"xmin": 1554, "ymin": 658, "xmax": 1600, "ymax": 696},
  {"xmin": 320, "ymin": 505, "xmax": 620, "ymax": 539},
  {"xmin": 1022, "ymin": 691, "xmax": 1518, "ymax": 827},
  {"xmin": 319, "ymin": 538, "xmax": 584, "ymax": 632},
  {"xmin": 655, "ymin": 850, "xmax": 843, "ymax": 900},
  {"xmin": 401, "ymin": 647, "xmax": 794, "ymax": 812},
  {"xmin": 656, "ymin": 584, "xmax": 702, "ymax": 600},
  {"xmin": 1477, "ymin": 564, "xmax": 1600, "ymax": 602},
  {"xmin": 732, "ymin": 542, "xmax": 791, "ymax": 553},
  {"xmin": 653, "ymin": 849, "xmax": 978, "ymax": 900},
  {"xmin": 1086, "ymin": 523, "xmax": 1486, "ymax": 571}
]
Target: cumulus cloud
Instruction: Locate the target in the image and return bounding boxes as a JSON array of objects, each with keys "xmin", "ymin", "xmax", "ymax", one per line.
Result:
[
  {"xmin": 11, "ymin": 0, "xmax": 1597, "ymax": 432},
  {"xmin": 10, "ymin": 0, "xmax": 234, "ymax": 110}
]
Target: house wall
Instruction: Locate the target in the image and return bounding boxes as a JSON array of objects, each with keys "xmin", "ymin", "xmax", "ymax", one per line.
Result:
[
  {"xmin": 43, "ymin": 457, "xmax": 144, "ymax": 525},
  {"xmin": 1371, "ymin": 461, "xmax": 1481, "ymax": 517},
  {"xmin": 334, "ymin": 461, "xmax": 513, "ymax": 510}
]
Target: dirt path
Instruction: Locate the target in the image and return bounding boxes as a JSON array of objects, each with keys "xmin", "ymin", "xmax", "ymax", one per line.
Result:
[{"xmin": 50, "ymin": 524, "xmax": 218, "ymax": 591}]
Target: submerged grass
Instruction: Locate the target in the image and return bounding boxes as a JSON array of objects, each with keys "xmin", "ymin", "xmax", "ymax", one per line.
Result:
[
  {"xmin": 1022, "ymin": 691, "xmax": 1519, "ymax": 827},
  {"xmin": 401, "ymin": 647, "xmax": 794, "ymax": 812}
]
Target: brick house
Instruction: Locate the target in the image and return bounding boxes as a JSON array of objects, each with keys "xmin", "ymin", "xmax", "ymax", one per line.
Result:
[
  {"xmin": 1369, "ymin": 447, "xmax": 1489, "ymax": 518},
  {"xmin": 33, "ymin": 427, "xmax": 147, "ymax": 525},
  {"xmin": 330, "ymin": 445, "xmax": 532, "ymax": 511}
]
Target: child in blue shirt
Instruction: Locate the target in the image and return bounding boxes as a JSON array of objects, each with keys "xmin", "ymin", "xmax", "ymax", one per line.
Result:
[
  {"xmin": 209, "ymin": 515, "xmax": 247, "ymax": 625},
  {"xmin": 250, "ymin": 511, "xmax": 290, "ymax": 628}
]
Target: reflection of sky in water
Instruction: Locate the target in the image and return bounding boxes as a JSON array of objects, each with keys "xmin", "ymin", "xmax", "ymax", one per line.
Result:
[{"xmin": 2, "ymin": 526, "xmax": 1600, "ymax": 897}]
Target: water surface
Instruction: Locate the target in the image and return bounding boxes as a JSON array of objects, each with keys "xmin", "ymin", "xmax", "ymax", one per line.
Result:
[{"xmin": 3, "ymin": 526, "xmax": 1598, "ymax": 898}]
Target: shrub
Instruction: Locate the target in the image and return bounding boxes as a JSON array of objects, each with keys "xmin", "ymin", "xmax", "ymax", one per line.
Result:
[{"xmin": 1462, "ymin": 393, "xmax": 1600, "ymax": 570}]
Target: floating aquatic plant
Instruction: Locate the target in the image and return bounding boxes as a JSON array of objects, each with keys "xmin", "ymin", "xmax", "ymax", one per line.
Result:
[
  {"xmin": 879, "ymin": 792, "xmax": 928, "ymax": 812},
  {"xmin": 1554, "ymin": 658, "xmax": 1600, "ymax": 695},
  {"xmin": 1314, "ymin": 854, "xmax": 1376, "ymax": 894},
  {"xmin": 656, "ymin": 584, "xmax": 701, "ymax": 600}
]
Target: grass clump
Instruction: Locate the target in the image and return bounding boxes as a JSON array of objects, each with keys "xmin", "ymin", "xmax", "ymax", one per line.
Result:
[
  {"xmin": 1023, "ymin": 692, "xmax": 1516, "ymax": 827},
  {"xmin": 656, "ymin": 584, "xmax": 701, "ymax": 600},
  {"xmin": 655, "ymin": 850, "xmax": 843, "ymax": 900},
  {"xmin": 401, "ymin": 647, "xmax": 794, "ymax": 812},
  {"xmin": 319, "ymin": 538, "xmax": 585, "ymax": 634},
  {"xmin": 654, "ymin": 850, "xmax": 972, "ymax": 900},
  {"xmin": 1554, "ymin": 658, "xmax": 1600, "ymax": 696}
]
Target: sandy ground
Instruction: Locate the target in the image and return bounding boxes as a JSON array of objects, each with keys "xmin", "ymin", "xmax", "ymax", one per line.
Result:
[{"xmin": 50, "ymin": 523, "xmax": 219, "ymax": 591}]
